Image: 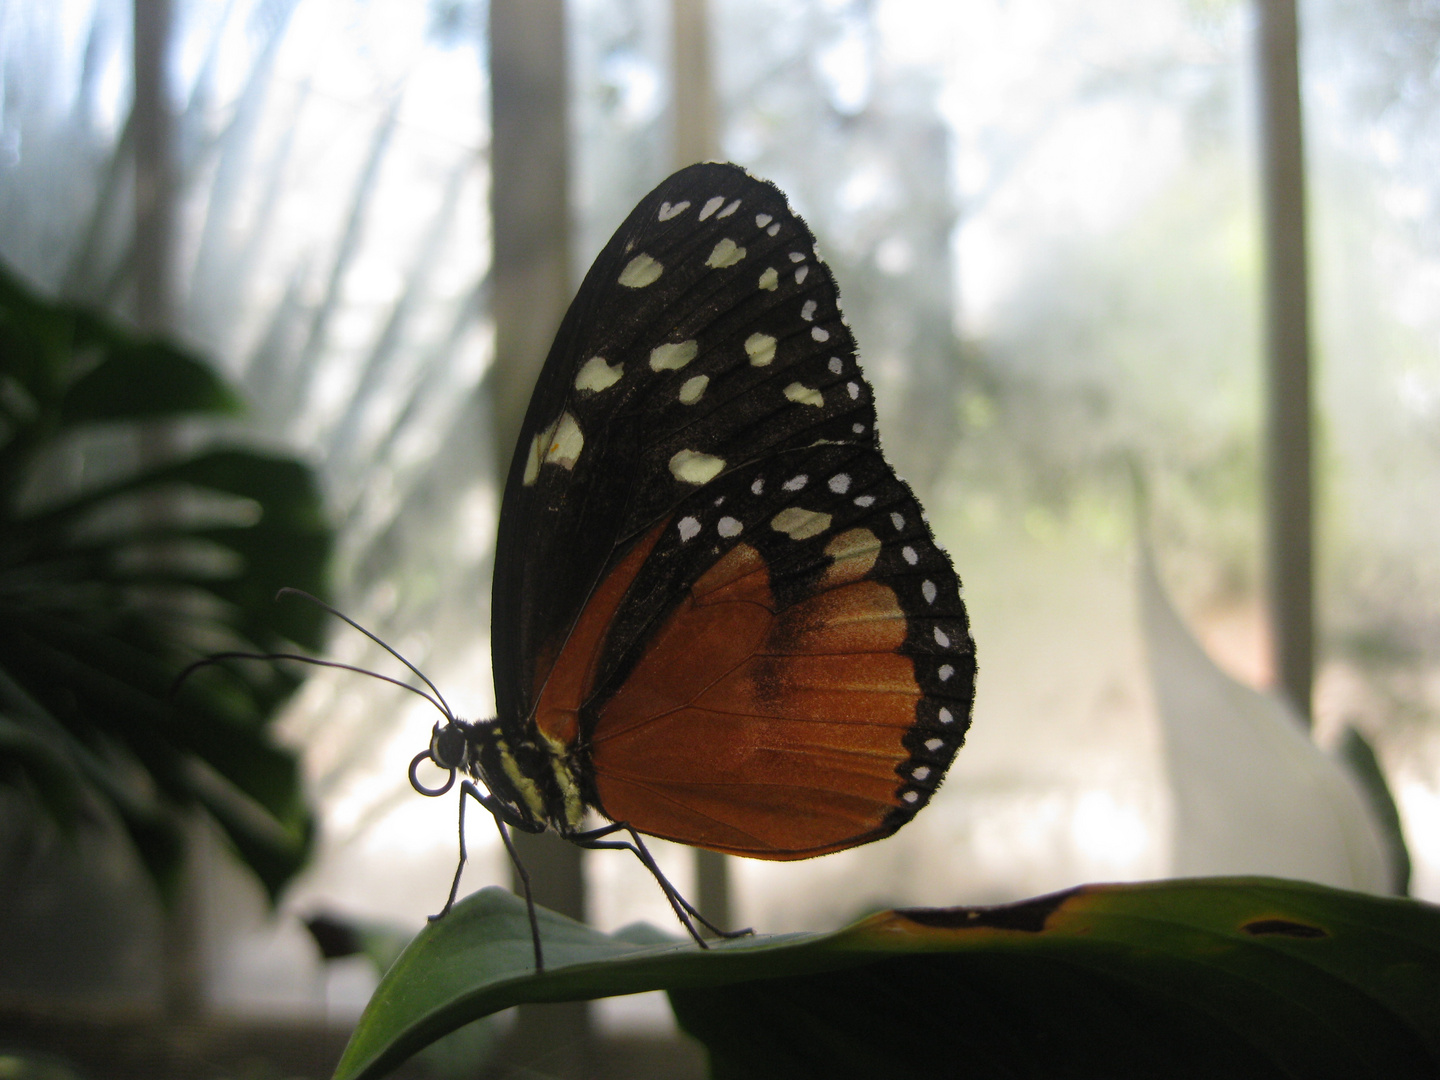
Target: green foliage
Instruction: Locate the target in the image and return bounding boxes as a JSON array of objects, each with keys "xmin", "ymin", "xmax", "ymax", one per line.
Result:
[
  {"xmin": 1337, "ymin": 725, "xmax": 1413, "ymax": 894},
  {"xmin": 0, "ymin": 264, "xmax": 331, "ymax": 903},
  {"xmin": 334, "ymin": 880, "xmax": 1440, "ymax": 1080}
]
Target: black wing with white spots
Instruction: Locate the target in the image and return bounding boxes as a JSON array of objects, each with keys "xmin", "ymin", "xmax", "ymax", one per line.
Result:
[{"xmin": 492, "ymin": 163, "xmax": 973, "ymax": 829}]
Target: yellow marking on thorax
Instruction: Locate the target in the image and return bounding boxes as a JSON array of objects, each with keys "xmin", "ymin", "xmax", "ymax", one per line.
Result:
[
  {"xmin": 551, "ymin": 757, "xmax": 585, "ymax": 830},
  {"xmin": 495, "ymin": 736, "xmax": 547, "ymax": 821},
  {"xmin": 538, "ymin": 729, "xmax": 586, "ymax": 830}
]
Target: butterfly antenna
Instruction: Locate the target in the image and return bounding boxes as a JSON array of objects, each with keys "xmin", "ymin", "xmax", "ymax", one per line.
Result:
[
  {"xmin": 276, "ymin": 588, "xmax": 457, "ymax": 721},
  {"xmin": 171, "ymin": 651, "xmax": 451, "ymax": 721}
]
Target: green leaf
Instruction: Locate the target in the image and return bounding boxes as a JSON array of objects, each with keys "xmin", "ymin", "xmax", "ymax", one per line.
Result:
[
  {"xmin": 17, "ymin": 447, "xmax": 326, "ymax": 538},
  {"xmin": 333, "ymin": 879, "xmax": 1440, "ymax": 1080},
  {"xmin": 1, "ymin": 610, "xmax": 314, "ymax": 900},
  {"xmin": 0, "ymin": 714, "xmax": 87, "ymax": 830},
  {"xmin": 58, "ymin": 341, "xmax": 244, "ymax": 424},
  {"xmin": 0, "ymin": 265, "xmax": 75, "ymax": 406},
  {"xmin": 1336, "ymin": 725, "xmax": 1412, "ymax": 894}
]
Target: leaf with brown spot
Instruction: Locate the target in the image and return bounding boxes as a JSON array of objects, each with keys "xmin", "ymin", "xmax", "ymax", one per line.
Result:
[{"xmin": 333, "ymin": 877, "xmax": 1440, "ymax": 1080}]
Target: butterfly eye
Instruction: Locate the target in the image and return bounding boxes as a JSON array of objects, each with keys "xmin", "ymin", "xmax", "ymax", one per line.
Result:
[{"xmin": 430, "ymin": 724, "xmax": 468, "ymax": 770}]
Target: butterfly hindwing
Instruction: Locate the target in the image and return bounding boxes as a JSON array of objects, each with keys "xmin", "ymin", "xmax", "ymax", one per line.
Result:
[{"xmin": 493, "ymin": 162, "xmax": 974, "ymax": 856}]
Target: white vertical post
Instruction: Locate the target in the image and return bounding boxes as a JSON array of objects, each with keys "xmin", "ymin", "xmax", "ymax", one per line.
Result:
[
  {"xmin": 133, "ymin": 0, "xmax": 200, "ymax": 1023},
  {"xmin": 490, "ymin": 1, "xmax": 591, "ymax": 1070},
  {"xmin": 133, "ymin": 0, "xmax": 175, "ymax": 335},
  {"xmin": 1255, "ymin": 0, "xmax": 1314, "ymax": 723}
]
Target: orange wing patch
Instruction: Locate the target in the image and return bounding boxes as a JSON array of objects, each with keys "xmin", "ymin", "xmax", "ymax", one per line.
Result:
[
  {"xmin": 532, "ymin": 521, "xmax": 666, "ymax": 748},
  {"xmin": 590, "ymin": 539, "xmax": 923, "ymax": 858}
]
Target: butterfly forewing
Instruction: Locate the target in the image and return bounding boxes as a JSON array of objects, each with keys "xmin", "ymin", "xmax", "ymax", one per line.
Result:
[{"xmin": 493, "ymin": 162, "xmax": 974, "ymax": 855}]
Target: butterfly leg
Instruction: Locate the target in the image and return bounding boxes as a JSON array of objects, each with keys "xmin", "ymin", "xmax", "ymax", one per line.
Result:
[
  {"xmin": 569, "ymin": 822, "xmax": 753, "ymax": 945},
  {"xmin": 435, "ymin": 779, "xmax": 547, "ymax": 971},
  {"xmin": 431, "ymin": 781, "xmax": 476, "ymax": 921},
  {"xmin": 616, "ymin": 827, "xmax": 752, "ymax": 940},
  {"xmin": 492, "ymin": 815, "xmax": 544, "ymax": 973},
  {"xmin": 569, "ymin": 827, "xmax": 706, "ymax": 946}
]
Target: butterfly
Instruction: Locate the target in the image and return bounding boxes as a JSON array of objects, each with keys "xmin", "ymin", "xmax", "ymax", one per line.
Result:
[{"xmin": 399, "ymin": 162, "xmax": 976, "ymax": 969}]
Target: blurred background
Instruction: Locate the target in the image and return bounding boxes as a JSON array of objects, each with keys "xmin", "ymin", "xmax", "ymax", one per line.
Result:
[{"xmin": 2, "ymin": 0, "xmax": 1438, "ymax": 1076}]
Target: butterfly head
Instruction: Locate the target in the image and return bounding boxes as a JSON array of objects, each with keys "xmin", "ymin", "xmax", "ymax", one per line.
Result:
[
  {"xmin": 429, "ymin": 719, "xmax": 470, "ymax": 773},
  {"xmin": 409, "ymin": 716, "xmax": 480, "ymax": 798}
]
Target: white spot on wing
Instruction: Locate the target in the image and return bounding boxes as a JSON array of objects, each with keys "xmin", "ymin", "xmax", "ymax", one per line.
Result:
[
  {"xmin": 891, "ymin": 512, "xmax": 905, "ymax": 530},
  {"xmin": 902, "ymin": 546, "xmax": 918, "ymax": 565},
  {"xmin": 939, "ymin": 706, "xmax": 955, "ymax": 724},
  {"xmin": 540, "ymin": 412, "xmax": 583, "ymax": 471},
  {"xmin": 847, "ymin": 382, "xmax": 859, "ymax": 399},
  {"xmin": 706, "ymin": 238, "xmax": 746, "ymax": 268},
  {"xmin": 782, "ymin": 474, "xmax": 808, "ymax": 491},
  {"xmin": 784, "ymin": 382, "xmax": 824, "ymax": 408},
  {"xmin": 770, "ymin": 507, "xmax": 832, "ymax": 540},
  {"xmin": 575, "ymin": 355, "xmax": 622, "ymax": 393},
  {"xmin": 789, "ymin": 252, "xmax": 806, "ymax": 263},
  {"xmin": 658, "ymin": 200, "xmax": 690, "ymax": 221},
  {"xmin": 902, "ymin": 791, "xmax": 920, "ymax": 803},
  {"xmin": 922, "ymin": 580, "xmax": 937, "ymax": 604},
  {"xmin": 650, "ymin": 340, "xmax": 699, "ymax": 371},
  {"xmin": 619, "ymin": 254, "xmax": 662, "ymax": 288},
  {"xmin": 913, "ymin": 766, "xmax": 932, "ymax": 781},
  {"xmin": 925, "ymin": 738, "xmax": 944, "ymax": 752},
  {"xmin": 522, "ymin": 432, "xmax": 545, "ymax": 485},
  {"xmin": 811, "ymin": 325, "xmax": 828, "ymax": 341},
  {"xmin": 717, "ymin": 199, "xmax": 740, "ymax": 218},
  {"xmin": 852, "ymin": 423, "xmax": 865, "ymax": 434},
  {"xmin": 939, "ymin": 664, "xmax": 954, "ymax": 682},
  {"xmin": 934, "ymin": 627, "xmax": 951, "ymax": 648},
  {"xmin": 678, "ymin": 516, "xmax": 700, "ymax": 541},
  {"xmin": 756, "ymin": 213, "xmax": 773, "ymax": 228},
  {"xmin": 745, "ymin": 333, "xmax": 777, "ymax": 366},
  {"xmin": 828, "ymin": 356, "xmax": 843, "ymax": 374},
  {"xmin": 759, "ymin": 267, "xmax": 779, "ymax": 291},
  {"xmin": 828, "ymin": 473, "xmax": 851, "ymax": 493},
  {"xmin": 679, "ymin": 374, "xmax": 709, "ymax": 404},
  {"xmin": 854, "ymin": 495, "xmax": 875, "ymax": 507},
  {"xmin": 795, "ymin": 266, "xmax": 810, "ymax": 284},
  {"xmin": 699, "ymin": 195, "xmax": 725, "ymax": 220},
  {"xmin": 669, "ymin": 449, "xmax": 726, "ymax": 484},
  {"xmin": 717, "ymin": 516, "xmax": 742, "ymax": 537},
  {"xmin": 767, "ymin": 222, "xmax": 780, "ymax": 236},
  {"xmin": 751, "ymin": 477, "xmax": 764, "ymax": 495},
  {"xmin": 801, "ymin": 300, "xmax": 817, "ymax": 322}
]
